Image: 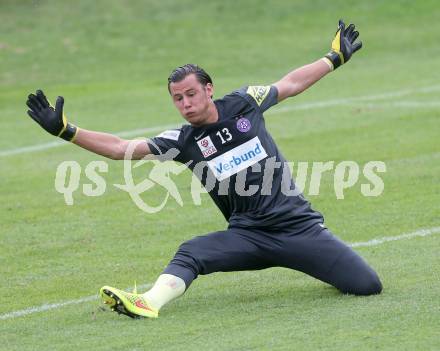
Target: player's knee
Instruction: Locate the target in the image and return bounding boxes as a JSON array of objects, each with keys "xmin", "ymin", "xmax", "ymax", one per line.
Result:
[
  {"xmin": 369, "ymin": 276, "xmax": 383, "ymax": 295},
  {"xmin": 346, "ymin": 271, "xmax": 382, "ymax": 296},
  {"xmin": 331, "ymin": 249, "xmax": 382, "ymax": 296}
]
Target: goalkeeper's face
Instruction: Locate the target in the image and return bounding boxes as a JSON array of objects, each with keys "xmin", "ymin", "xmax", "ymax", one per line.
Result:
[{"xmin": 169, "ymin": 74, "xmax": 214, "ymax": 126}]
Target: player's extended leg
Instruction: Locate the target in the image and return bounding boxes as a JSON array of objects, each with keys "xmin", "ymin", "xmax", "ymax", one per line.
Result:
[
  {"xmin": 100, "ymin": 228, "xmax": 273, "ymax": 318},
  {"xmin": 162, "ymin": 228, "xmax": 275, "ymax": 287},
  {"xmin": 100, "ymin": 273, "xmax": 185, "ymax": 319},
  {"xmin": 271, "ymin": 224, "xmax": 382, "ymax": 295}
]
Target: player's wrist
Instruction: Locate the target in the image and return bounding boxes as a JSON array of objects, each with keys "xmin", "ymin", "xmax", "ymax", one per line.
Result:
[
  {"xmin": 321, "ymin": 57, "xmax": 334, "ymax": 71},
  {"xmin": 324, "ymin": 51, "xmax": 343, "ymax": 70},
  {"xmin": 58, "ymin": 123, "xmax": 78, "ymax": 142}
]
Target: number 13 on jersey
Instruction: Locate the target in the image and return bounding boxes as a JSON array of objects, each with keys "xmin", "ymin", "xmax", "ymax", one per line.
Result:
[{"xmin": 216, "ymin": 128, "xmax": 232, "ymax": 144}]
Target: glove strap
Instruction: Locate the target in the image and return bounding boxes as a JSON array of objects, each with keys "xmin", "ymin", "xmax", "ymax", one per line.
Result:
[
  {"xmin": 59, "ymin": 123, "xmax": 78, "ymax": 142},
  {"xmin": 322, "ymin": 57, "xmax": 334, "ymax": 71},
  {"xmin": 325, "ymin": 51, "xmax": 343, "ymax": 70}
]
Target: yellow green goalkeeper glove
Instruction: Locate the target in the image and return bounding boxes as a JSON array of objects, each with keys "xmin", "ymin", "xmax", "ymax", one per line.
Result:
[
  {"xmin": 324, "ymin": 19, "xmax": 362, "ymax": 70},
  {"xmin": 26, "ymin": 90, "xmax": 78, "ymax": 141}
]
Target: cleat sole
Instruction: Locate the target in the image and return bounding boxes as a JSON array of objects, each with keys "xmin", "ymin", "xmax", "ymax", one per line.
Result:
[{"xmin": 101, "ymin": 289, "xmax": 142, "ymax": 319}]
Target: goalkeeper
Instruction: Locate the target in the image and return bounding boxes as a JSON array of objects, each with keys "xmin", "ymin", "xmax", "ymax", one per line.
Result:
[{"xmin": 26, "ymin": 20, "xmax": 382, "ymax": 319}]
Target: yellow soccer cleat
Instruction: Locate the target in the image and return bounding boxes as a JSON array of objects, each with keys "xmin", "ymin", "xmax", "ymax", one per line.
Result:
[{"xmin": 100, "ymin": 285, "xmax": 158, "ymax": 319}]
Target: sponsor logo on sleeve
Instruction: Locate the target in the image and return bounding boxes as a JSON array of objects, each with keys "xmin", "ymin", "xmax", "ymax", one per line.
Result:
[
  {"xmin": 156, "ymin": 130, "xmax": 181, "ymax": 141},
  {"xmin": 246, "ymin": 86, "xmax": 270, "ymax": 106},
  {"xmin": 207, "ymin": 136, "xmax": 267, "ymax": 181},
  {"xmin": 197, "ymin": 136, "xmax": 218, "ymax": 158}
]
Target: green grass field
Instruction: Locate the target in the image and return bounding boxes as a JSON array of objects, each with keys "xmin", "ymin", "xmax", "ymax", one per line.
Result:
[{"xmin": 1, "ymin": 0, "xmax": 439, "ymax": 350}]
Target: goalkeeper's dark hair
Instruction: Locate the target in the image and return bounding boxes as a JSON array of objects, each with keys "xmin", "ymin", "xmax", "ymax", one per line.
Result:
[{"xmin": 167, "ymin": 64, "xmax": 213, "ymax": 94}]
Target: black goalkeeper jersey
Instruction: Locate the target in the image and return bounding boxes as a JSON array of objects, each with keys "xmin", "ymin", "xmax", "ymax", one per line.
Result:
[{"xmin": 147, "ymin": 85, "xmax": 323, "ymax": 232}]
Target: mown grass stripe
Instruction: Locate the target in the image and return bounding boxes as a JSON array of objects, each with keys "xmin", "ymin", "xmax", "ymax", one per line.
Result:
[{"xmin": 1, "ymin": 226, "xmax": 439, "ymax": 321}]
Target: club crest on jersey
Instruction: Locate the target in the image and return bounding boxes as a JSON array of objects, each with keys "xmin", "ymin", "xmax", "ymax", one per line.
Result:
[
  {"xmin": 197, "ymin": 135, "xmax": 217, "ymax": 158},
  {"xmin": 236, "ymin": 117, "xmax": 251, "ymax": 133},
  {"xmin": 207, "ymin": 136, "xmax": 267, "ymax": 181}
]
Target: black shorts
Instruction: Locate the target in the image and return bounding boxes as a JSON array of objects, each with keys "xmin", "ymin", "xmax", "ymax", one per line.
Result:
[{"xmin": 163, "ymin": 223, "xmax": 382, "ymax": 295}]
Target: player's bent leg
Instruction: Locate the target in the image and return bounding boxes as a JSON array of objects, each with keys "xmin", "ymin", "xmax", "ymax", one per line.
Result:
[{"xmin": 273, "ymin": 225, "xmax": 382, "ymax": 296}]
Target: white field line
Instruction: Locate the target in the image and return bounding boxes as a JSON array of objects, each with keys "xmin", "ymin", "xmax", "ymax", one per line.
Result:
[
  {"xmin": 349, "ymin": 226, "xmax": 440, "ymax": 248},
  {"xmin": 346, "ymin": 101, "xmax": 440, "ymax": 108},
  {"xmin": 0, "ymin": 284, "xmax": 152, "ymax": 321},
  {"xmin": 1, "ymin": 226, "xmax": 439, "ymax": 321},
  {"xmin": 0, "ymin": 124, "xmax": 179, "ymax": 157},
  {"xmin": 272, "ymin": 84, "xmax": 440, "ymax": 113},
  {"xmin": 2, "ymin": 84, "xmax": 440, "ymax": 158}
]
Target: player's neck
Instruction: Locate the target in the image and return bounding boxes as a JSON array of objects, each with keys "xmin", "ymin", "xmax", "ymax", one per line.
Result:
[{"xmin": 194, "ymin": 100, "xmax": 218, "ymax": 127}]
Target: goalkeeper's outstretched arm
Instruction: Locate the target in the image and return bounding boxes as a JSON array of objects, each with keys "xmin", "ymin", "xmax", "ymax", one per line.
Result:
[
  {"xmin": 274, "ymin": 19, "xmax": 362, "ymax": 102},
  {"xmin": 72, "ymin": 128, "xmax": 150, "ymax": 160},
  {"xmin": 25, "ymin": 90, "xmax": 151, "ymax": 160}
]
